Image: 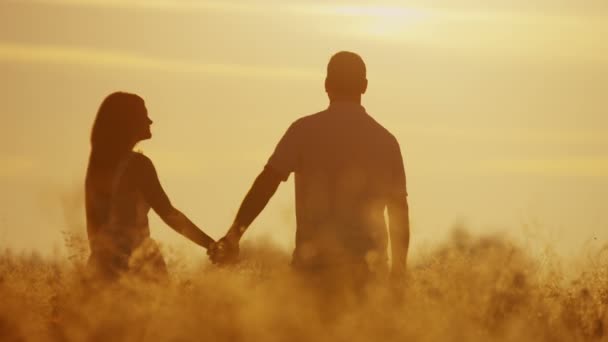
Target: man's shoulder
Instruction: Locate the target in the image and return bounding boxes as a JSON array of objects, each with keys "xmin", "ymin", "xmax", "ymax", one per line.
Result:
[
  {"xmin": 288, "ymin": 107, "xmax": 400, "ymax": 145},
  {"xmin": 365, "ymin": 111, "xmax": 399, "ymax": 144},
  {"xmin": 283, "ymin": 109, "xmax": 330, "ymax": 134},
  {"xmin": 292, "ymin": 109, "xmax": 329, "ymax": 125}
]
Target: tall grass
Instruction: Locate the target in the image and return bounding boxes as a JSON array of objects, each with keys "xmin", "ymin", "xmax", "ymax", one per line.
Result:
[{"xmin": 1, "ymin": 229, "xmax": 607, "ymax": 341}]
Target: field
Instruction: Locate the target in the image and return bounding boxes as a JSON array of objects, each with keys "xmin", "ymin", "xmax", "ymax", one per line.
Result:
[{"xmin": 2, "ymin": 230, "xmax": 608, "ymax": 342}]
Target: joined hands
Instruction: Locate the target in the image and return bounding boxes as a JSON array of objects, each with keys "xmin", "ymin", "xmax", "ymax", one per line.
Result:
[{"xmin": 208, "ymin": 225, "xmax": 242, "ymax": 266}]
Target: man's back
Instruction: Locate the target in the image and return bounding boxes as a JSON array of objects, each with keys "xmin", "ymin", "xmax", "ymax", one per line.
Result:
[
  {"xmin": 267, "ymin": 102, "xmax": 406, "ymax": 269},
  {"xmin": 211, "ymin": 52, "xmax": 409, "ymax": 281}
]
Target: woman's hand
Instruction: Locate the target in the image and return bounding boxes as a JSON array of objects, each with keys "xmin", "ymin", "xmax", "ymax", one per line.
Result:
[{"xmin": 208, "ymin": 233, "xmax": 240, "ymax": 266}]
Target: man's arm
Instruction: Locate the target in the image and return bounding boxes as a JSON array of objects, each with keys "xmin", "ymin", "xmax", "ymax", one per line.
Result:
[
  {"xmin": 388, "ymin": 194, "xmax": 409, "ymax": 277},
  {"xmin": 210, "ymin": 122, "xmax": 298, "ymax": 264},
  {"xmin": 387, "ymin": 138, "xmax": 409, "ymax": 277},
  {"xmin": 227, "ymin": 121, "xmax": 299, "ymax": 240},
  {"xmin": 224, "ymin": 167, "xmax": 283, "ymax": 243},
  {"xmin": 208, "ymin": 167, "xmax": 282, "ymax": 264}
]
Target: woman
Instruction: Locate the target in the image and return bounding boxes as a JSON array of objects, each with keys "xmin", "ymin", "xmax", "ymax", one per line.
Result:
[{"xmin": 85, "ymin": 92, "xmax": 214, "ymax": 281}]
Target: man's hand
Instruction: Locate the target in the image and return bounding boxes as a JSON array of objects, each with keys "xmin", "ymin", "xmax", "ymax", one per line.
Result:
[
  {"xmin": 207, "ymin": 232, "xmax": 240, "ymax": 266},
  {"xmin": 209, "ymin": 167, "xmax": 282, "ymax": 266}
]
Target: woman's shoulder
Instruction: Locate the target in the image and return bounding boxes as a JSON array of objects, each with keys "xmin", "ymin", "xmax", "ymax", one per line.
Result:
[{"xmin": 128, "ymin": 151, "xmax": 155, "ymax": 172}]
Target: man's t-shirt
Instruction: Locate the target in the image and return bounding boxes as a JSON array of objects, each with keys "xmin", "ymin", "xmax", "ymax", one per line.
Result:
[{"xmin": 266, "ymin": 102, "xmax": 407, "ymax": 269}]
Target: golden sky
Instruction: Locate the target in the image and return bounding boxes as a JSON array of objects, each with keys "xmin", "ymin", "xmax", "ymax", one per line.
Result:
[{"xmin": 1, "ymin": 0, "xmax": 607, "ymax": 260}]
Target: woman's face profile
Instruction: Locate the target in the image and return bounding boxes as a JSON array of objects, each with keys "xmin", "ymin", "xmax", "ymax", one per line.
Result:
[{"xmin": 134, "ymin": 104, "xmax": 153, "ymax": 142}]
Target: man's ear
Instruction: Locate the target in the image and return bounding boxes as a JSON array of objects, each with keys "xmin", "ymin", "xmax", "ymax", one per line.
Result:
[
  {"xmin": 361, "ymin": 78, "xmax": 368, "ymax": 95},
  {"xmin": 325, "ymin": 77, "xmax": 330, "ymax": 93}
]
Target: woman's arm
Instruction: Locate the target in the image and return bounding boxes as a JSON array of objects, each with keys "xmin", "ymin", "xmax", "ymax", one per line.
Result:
[
  {"xmin": 137, "ymin": 154, "xmax": 214, "ymax": 249},
  {"xmin": 159, "ymin": 208, "xmax": 214, "ymax": 249}
]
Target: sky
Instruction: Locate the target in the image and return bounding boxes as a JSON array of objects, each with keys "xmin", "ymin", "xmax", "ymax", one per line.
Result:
[{"xmin": 0, "ymin": 0, "xmax": 606, "ymax": 262}]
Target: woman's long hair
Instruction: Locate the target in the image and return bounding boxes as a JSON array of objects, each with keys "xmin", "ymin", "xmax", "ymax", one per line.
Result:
[
  {"xmin": 87, "ymin": 92, "xmax": 145, "ymax": 179},
  {"xmin": 89, "ymin": 92, "xmax": 145, "ymax": 171}
]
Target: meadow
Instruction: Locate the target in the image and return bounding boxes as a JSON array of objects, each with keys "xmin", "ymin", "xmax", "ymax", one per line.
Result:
[{"xmin": 1, "ymin": 229, "xmax": 608, "ymax": 342}]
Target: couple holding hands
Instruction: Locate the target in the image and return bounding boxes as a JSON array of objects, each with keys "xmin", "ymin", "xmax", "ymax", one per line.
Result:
[{"xmin": 85, "ymin": 51, "xmax": 409, "ymax": 285}]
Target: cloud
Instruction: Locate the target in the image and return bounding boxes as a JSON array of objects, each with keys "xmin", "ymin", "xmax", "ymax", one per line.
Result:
[
  {"xmin": 482, "ymin": 157, "xmax": 608, "ymax": 178},
  {"xmin": 13, "ymin": 0, "xmax": 431, "ymax": 19},
  {"xmin": 7, "ymin": 1, "xmax": 607, "ymax": 66},
  {"xmin": 16, "ymin": 0, "xmax": 608, "ymax": 16},
  {"xmin": 0, "ymin": 42, "xmax": 319, "ymax": 80},
  {"xmin": 408, "ymin": 124, "xmax": 608, "ymax": 147}
]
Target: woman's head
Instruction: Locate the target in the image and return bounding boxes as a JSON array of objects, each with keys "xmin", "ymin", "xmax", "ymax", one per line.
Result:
[{"xmin": 91, "ymin": 92, "xmax": 152, "ymax": 153}]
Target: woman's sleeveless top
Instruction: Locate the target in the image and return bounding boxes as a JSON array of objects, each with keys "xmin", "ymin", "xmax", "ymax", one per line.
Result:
[{"xmin": 90, "ymin": 152, "xmax": 151, "ymax": 263}]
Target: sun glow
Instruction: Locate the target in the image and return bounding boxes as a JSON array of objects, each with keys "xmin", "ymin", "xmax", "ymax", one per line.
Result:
[{"xmin": 330, "ymin": 5, "xmax": 431, "ymax": 39}]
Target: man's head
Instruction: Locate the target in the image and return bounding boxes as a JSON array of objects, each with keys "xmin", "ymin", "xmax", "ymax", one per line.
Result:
[{"xmin": 325, "ymin": 51, "xmax": 368, "ymax": 102}]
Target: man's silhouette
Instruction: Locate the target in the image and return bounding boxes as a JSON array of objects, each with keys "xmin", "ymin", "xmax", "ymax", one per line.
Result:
[{"xmin": 210, "ymin": 52, "xmax": 409, "ymax": 283}]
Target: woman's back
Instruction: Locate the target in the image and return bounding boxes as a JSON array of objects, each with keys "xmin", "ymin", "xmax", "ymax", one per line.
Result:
[{"xmin": 85, "ymin": 152, "xmax": 169, "ymax": 278}]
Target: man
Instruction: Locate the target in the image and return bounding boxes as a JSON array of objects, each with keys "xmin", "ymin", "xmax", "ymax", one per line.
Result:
[{"xmin": 210, "ymin": 51, "xmax": 409, "ymax": 283}]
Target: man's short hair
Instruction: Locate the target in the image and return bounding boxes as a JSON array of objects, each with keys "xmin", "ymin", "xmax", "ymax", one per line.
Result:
[{"xmin": 326, "ymin": 51, "xmax": 367, "ymax": 95}]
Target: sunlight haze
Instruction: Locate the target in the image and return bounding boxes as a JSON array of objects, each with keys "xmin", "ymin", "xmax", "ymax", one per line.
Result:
[{"xmin": 0, "ymin": 0, "xmax": 606, "ymax": 262}]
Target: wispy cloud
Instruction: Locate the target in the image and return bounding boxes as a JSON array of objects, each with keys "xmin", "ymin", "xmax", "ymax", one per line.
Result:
[
  {"xmin": 0, "ymin": 42, "xmax": 319, "ymax": 79},
  {"xmin": 482, "ymin": 157, "xmax": 608, "ymax": 178},
  {"xmin": 14, "ymin": 0, "xmax": 431, "ymax": 19},
  {"xmin": 8, "ymin": 0, "xmax": 607, "ymax": 66},
  {"xmin": 408, "ymin": 124, "xmax": 608, "ymax": 147}
]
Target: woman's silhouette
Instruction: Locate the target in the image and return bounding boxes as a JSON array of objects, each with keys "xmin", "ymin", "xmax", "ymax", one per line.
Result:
[{"xmin": 85, "ymin": 92, "xmax": 214, "ymax": 281}]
